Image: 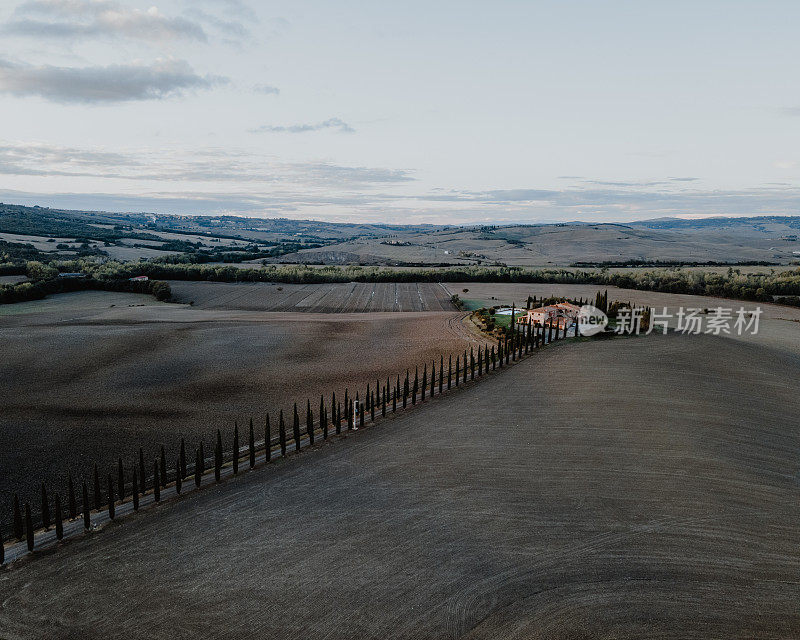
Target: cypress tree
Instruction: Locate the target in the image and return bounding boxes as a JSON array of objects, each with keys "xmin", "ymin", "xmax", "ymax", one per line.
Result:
[
  {"xmin": 54, "ymin": 495, "xmax": 63, "ymax": 540},
  {"xmin": 430, "ymin": 361, "xmax": 435, "ymax": 397},
  {"xmin": 392, "ymin": 378, "xmax": 397, "ymax": 412},
  {"xmin": 511, "ymin": 304, "xmax": 516, "ymax": 335},
  {"xmin": 337, "ymin": 401, "xmax": 342, "ymax": 430},
  {"xmin": 175, "ymin": 458, "xmax": 182, "ymax": 495},
  {"xmin": 215, "ymin": 430, "xmax": 222, "ymax": 482},
  {"xmin": 249, "ymin": 417, "xmax": 256, "ymax": 469},
  {"xmin": 67, "ymin": 474, "xmax": 76, "ymax": 520},
  {"xmin": 403, "ymin": 371, "xmax": 409, "ymax": 407},
  {"xmin": 279, "ymin": 410, "xmax": 287, "ymax": 456},
  {"xmin": 360, "ymin": 395, "xmax": 365, "ymax": 429},
  {"xmin": 331, "ymin": 391, "xmax": 337, "ymax": 433},
  {"xmin": 366, "ymin": 384, "xmax": 371, "ymax": 415},
  {"xmin": 421, "ymin": 364, "xmax": 427, "ymax": 401},
  {"xmin": 139, "ymin": 448, "xmax": 146, "ymax": 496},
  {"xmin": 25, "ymin": 503, "xmax": 33, "ymax": 552},
  {"xmin": 194, "ymin": 449, "xmax": 202, "ymax": 487},
  {"xmin": 470, "ymin": 347, "xmax": 475, "ymax": 380},
  {"xmin": 132, "ymin": 469, "xmax": 139, "ymax": 510},
  {"xmin": 107, "ymin": 475, "xmax": 115, "ymax": 519},
  {"xmin": 41, "ymin": 483, "xmax": 50, "ymax": 530},
  {"xmin": 381, "ymin": 385, "xmax": 387, "ymax": 417},
  {"xmin": 265, "ymin": 414, "xmax": 272, "ymax": 463},
  {"xmin": 491, "ymin": 345, "xmax": 496, "ymax": 370},
  {"xmin": 411, "ymin": 370, "xmax": 416, "ymax": 405},
  {"xmin": 321, "ymin": 395, "xmax": 328, "ymax": 439},
  {"xmin": 199, "ymin": 441, "xmax": 205, "ymax": 474},
  {"xmin": 306, "ymin": 400, "xmax": 314, "ymax": 445},
  {"xmin": 477, "ymin": 347, "xmax": 482, "ymax": 376},
  {"xmin": 344, "ymin": 389, "xmax": 351, "ymax": 429},
  {"xmin": 13, "ymin": 494, "xmax": 23, "ymax": 540},
  {"xmin": 485, "ymin": 345, "xmax": 490, "ymax": 373},
  {"xmin": 152, "ymin": 462, "xmax": 160, "ymax": 502},
  {"xmin": 293, "ymin": 403, "xmax": 301, "ymax": 451},
  {"xmin": 455, "ymin": 354, "xmax": 460, "ymax": 386},
  {"xmin": 82, "ymin": 482, "xmax": 90, "ymax": 530},
  {"xmin": 0, "ymin": 526, "xmax": 3, "ymax": 565},
  {"xmin": 118, "ymin": 458, "xmax": 125, "ymax": 503},
  {"xmin": 448, "ymin": 355, "xmax": 452, "ymax": 389},
  {"xmin": 463, "ymin": 350, "xmax": 468, "ymax": 383},
  {"xmin": 439, "ymin": 355, "xmax": 444, "ymax": 393},
  {"xmin": 233, "ymin": 422, "xmax": 240, "ymax": 475},
  {"xmin": 370, "ymin": 389, "xmax": 375, "ymax": 421},
  {"xmin": 548, "ymin": 321, "xmax": 553, "ymax": 344},
  {"xmin": 180, "ymin": 438, "xmax": 187, "ymax": 479},
  {"xmin": 498, "ymin": 339, "xmax": 503, "ymax": 368},
  {"xmin": 525, "ymin": 323, "xmax": 530, "ymax": 354},
  {"xmin": 160, "ymin": 446, "xmax": 167, "ymax": 488}
]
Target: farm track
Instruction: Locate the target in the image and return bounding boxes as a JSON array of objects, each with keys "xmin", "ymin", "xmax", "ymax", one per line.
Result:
[
  {"xmin": 168, "ymin": 281, "xmax": 457, "ymax": 313},
  {"xmin": 0, "ymin": 333, "xmax": 798, "ymax": 638}
]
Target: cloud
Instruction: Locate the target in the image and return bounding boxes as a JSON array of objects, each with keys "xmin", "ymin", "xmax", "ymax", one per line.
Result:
[
  {"xmin": 3, "ymin": 142, "xmax": 797, "ymax": 223},
  {"xmin": 0, "ymin": 142, "xmax": 413, "ymax": 186},
  {"xmin": 251, "ymin": 117, "xmax": 355, "ymax": 134},
  {"xmin": 4, "ymin": 0, "xmax": 208, "ymax": 42},
  {"xmin": 0, "ymin": 58, "xmax": 225, "ymax": 103},
  {"xmin": 3, "ymin": 182, "xmax": 800, "ymax": 223},
  {"xmin": 780, "ymin": 107, "xmax": 800, "ymax": 117},
  {"xmin": 253, "ymin": 84, "xmax": 279, "ymax": 95}
]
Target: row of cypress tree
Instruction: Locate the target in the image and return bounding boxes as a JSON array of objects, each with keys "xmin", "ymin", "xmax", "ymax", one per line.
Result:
[{"xmin": 1, "ymin": 317, "xmax": 575, "ymax": 562}]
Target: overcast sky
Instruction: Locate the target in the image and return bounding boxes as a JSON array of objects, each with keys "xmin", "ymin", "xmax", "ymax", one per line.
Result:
[{"xmin": 0, "ymin": 0, "xmax": 798, "ymax": 224}]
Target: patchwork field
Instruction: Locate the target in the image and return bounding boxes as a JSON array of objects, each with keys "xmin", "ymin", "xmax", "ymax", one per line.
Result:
[
  {"xmin": 169, "ymin": 280, "xmax": 456, "ymax": 312},
  {"xmin": 1, "ymin": 333, "xmax": 798, "ymax": 638},
  {"xmin": 0, "ymin": 292, "xmax": 480, "ymax": 522}
]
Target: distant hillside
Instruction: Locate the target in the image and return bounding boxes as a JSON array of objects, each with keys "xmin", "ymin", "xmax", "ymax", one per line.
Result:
[
  {"xmin": 277, "ymin": 220, "xmax": 800, "ymax": 266},
  {"xmin": 2, "ymin": 203, "xmax": 799, "ymax": 266}
]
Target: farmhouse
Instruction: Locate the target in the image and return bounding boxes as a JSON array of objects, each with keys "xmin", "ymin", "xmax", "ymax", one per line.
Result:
[{"xmin": 524, "ymin": 302, "xmax": 581, "ymax": 327}]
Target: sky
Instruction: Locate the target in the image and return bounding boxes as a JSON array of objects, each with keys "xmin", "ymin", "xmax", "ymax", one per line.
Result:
[{"xmin": 0, "ymin": 0, "xmax": 798, "ymax": 224}]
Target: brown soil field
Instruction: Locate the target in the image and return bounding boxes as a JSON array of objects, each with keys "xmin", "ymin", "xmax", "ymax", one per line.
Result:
[
  {"xmin": 168, "ymin": 280, "xmax": 456, "ymax": 312},
  {"xmin": 1, "ymin": 332, "xmax": 798, "ymax": 638},
  {"xmin": 0, "ymin": 292, "xmax": 481, "ymax": 524}
]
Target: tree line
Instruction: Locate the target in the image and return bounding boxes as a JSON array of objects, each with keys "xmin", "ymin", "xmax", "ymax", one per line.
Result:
[{"xmin": 5, "ymin": 258, "xmax": 800, "ymax": 305}]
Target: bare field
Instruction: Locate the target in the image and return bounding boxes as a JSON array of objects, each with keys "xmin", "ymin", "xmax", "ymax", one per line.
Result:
[
  {"xmin": 1, "ymin": 333, "xmax": 798, "ymax": 638},
  {"xmin": 169, "ymin": 280, "xmax": 456, "ymax": 312},
  {"xmin": 0, "ymin": 292, "xmax": 480, "ymax": 522}
]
